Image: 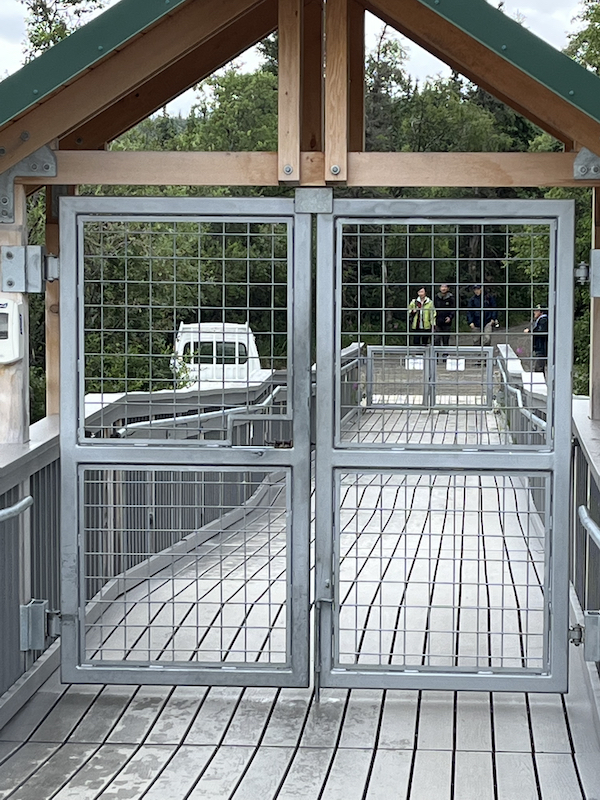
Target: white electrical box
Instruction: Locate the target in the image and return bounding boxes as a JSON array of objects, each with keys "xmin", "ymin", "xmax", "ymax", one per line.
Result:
[{"xmin": 0, "ymin": 299, "xmax": 24, "ymax": 364}]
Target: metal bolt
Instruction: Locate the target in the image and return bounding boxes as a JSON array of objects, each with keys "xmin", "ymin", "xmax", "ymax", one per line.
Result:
[
  {"xmin": 43, "ymin": 163, "xmax": 51, "ymax": 171},
  {"xmin": 76, "ymin": 137, "xmax": 83, "ymax": 145},
  {"xmin": 1, "ymin": 210, "xmax": 7, "ymax": 217},
  {"xmin": 283, "ymin": 164, "xmax": 293, "ymax": 175},
  {"xmin": 32, "ymin": 89, "xmax": 38, "ymax": 95},
  {"xmin": 20, "ymin": 131, "xmax": 30, "ymax": 142},
  {"xmin": 569, "ymin": 90, "xmax": 575, "ymax": 96},
  {"xmin": 0, "ymin": 147, "xmax": 5, "ymax": 156},
  {"xmin": 580, "ymin": 166, "xmax": 589, "ymax": 175},
  {"xmin": 501, "ymin": 44, "xmax": 507, "ymax": 51},
  {"xmin": 594, "ymin": 166, "xmax": 600, "ymax": 174},
  {"xmin": 6, "ymin": 251, "xmax": 13, "ymax": 259},
  {"xmin": 1, "ymin": 196, "xmax": 8, "ymax": 205},
  {"xmin": 330, "ymin": 164, "xmax": 341, "ymax": 175},
  {"xmin": 30, "ymin": 162, "xmax": 38, "ymax": 170},
  {"xmin": 98, "ymin": 45, "xmax": 103, "ymax": 51},
  {"xmin": 6, "ymin": 280, "xmax": 14, "ymax": 288}
]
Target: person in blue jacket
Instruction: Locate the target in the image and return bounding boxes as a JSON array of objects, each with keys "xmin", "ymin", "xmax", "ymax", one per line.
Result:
[
  {"xmin": 524, "ymin": 305, "xmax": 548, "ymax": 373},
  {"xmin": 466, "ymin": 284, "xmax": 499, "ymax": 347}
]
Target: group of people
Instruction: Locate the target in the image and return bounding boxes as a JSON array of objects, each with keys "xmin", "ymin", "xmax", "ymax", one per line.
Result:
[{"xmin": 408, "ymin": 284, "xmax": 548, "ymax": 372}]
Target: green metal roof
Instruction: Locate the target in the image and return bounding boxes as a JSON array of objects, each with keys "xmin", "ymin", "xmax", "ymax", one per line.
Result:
[
  {"xmin": 418, "ymin": 0, "xmax": 600, "ymax": 125},
  {"xmin": 0, "ymin": 0, "xmax": 190, "ymax": 129}
]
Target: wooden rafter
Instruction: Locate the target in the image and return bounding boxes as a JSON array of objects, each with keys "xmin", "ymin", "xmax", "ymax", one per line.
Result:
[
  {"xmin": 0, "ymin": 0, "xmax": 266, "ymax": 172},
  {"xmin": 20, "ymin": 150, "xmax": 600, "ymax": 188},
  {"xmin": 60, "ymin": 0, "xmax": 278, "ymax": 150},
  {"xmin": 365, "ymin": 0, "xmax": 600, "ymax": 152}
]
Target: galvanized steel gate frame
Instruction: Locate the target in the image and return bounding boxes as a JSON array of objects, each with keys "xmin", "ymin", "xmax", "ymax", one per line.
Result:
[{"xmin": 60, "ymin": 195, "xmax": 574, "ymax": 693}]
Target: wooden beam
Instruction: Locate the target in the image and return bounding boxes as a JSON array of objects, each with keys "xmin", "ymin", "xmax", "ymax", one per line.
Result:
[
  {"xmin": 44, "ymin": 186, "xmax": 73, "ymax": 417},
  {"xmin": 60, "ymin": 0, "xmax": 278, "ymax": 151},
  {"xmin": 346, "ymin": 152, "xmax": 587, "ymax": 187},
  {"xmin": 0, "ymin": 185, "xmax": 29, "ymax": 444},
  {"xmin": 279, "ymin": 0, "xmax": 303, "ymax": 182},
  {"xmin": 348, "ymin": 0, "xmax": 365, "ymax": 152},
  {"xmin": 325, "ymin": 0, "xmax": 349, "ymax": 182},
  {"xmin": 0, "ymin": 0, "xmax": 266, "ymax": 172},
  {"xmin": 24, "ymin": 150, "xmax": 598, "ymax": 188},
  {"xmin": 301, "ymin": 0, "xmax": 324, "ymax": 152},
  {"xmin": 591, "ymin": 187, "xmax": 600, "ymax": 418},
  {"xmin": 364, "ymin": 0, "xmax": 600, "ymax": 153}
]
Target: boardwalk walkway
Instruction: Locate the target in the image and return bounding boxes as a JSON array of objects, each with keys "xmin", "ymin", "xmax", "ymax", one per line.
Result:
[{"xmin": 1, "ymin": 405, "xmax": 599, "ymax": 799}]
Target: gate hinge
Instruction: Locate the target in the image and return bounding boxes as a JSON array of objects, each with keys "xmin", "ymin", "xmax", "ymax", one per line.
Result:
[
  {"xmin": 1, "ymin": 246, "xmax": 59, "ymax": 292},
  {"xmin": 46, "ymin": 609, "xmax": 62, "ymax": 639},
  {"xmin": 0, "ymin": 145, "xmax": 57, "ymax": 223},
  {"xmin": 574, "ymin": 147, "xmax": 600, "ymax": 180},
  {"xmin": 569, "ymin": 623, "xmax": 584, "ymax": 647}
]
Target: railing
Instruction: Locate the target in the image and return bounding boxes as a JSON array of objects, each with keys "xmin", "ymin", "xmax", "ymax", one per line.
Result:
[
  {"xmin": 571, "ymin": 397, "xmax": 600, "ymax": 673},
  {"xmin": 0, "ymin": 417, "xmax": 60, "ymax": 697}
]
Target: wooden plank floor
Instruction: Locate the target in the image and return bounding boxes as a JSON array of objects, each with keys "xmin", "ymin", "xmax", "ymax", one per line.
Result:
[{"xmin": 1, "ymin": 406, "xmax": 599, "ymax": 798}]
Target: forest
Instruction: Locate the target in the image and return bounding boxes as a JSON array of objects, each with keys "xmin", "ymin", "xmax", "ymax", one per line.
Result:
[{"xmin": 15, "ymin": 0, "xmax": 600, "ymax": 419}]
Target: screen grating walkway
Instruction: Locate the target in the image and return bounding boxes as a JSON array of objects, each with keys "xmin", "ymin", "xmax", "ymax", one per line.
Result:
[{"xmin": 0, "ymin": 407, "xmax": 599, "ymax": 799}]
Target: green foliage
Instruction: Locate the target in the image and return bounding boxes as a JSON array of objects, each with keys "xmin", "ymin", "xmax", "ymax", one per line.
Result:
[
  {"xmin": 182, "ymin": 70, "xmax": 278, "ymax": 152},
  {"xmin": 566, "ymin": 0, "xmax": 600, "ymax": 74},
  {"xmin": 20, "ymin": 0, "xmax": 105, "ymax": 59}
]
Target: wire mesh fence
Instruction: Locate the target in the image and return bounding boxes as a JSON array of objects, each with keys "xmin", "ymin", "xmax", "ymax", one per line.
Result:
[
  {"xmin": 336, "ymin": 219, "xmax": 553, "ymax": 448},
  {"xmin": 334, "ymin": 470, "xmax": 549, "ymax": 673}
]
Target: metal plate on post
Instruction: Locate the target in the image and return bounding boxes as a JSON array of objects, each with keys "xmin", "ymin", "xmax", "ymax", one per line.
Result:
[{"xmin": 584, "ymin": 611, "xmax": 600, "ymax": 663}]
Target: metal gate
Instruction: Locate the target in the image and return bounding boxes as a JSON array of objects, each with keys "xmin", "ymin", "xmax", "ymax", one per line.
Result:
[
  {"xmin": 315, "ymin": 199, "xmax": 573, "ymax": 692},
  {"xmin": 60, "ymin": 197, "xmax": 311, "ymax": 686},
  {"xmin": 61, "ymin": 195, "xmax": 573, "ymax": 693}
]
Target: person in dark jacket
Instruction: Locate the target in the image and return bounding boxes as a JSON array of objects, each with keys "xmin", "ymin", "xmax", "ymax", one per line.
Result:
[
  {"xmin": 524, "ymin": 305, "xmax": 548, "ymax": 373},
  {"xmin": 466, "ymin": 285, "xmax": 499, "ymax": 347},
  {"xmin": 433, "ymin": 283, "xmax": 455, "ymax": 347}
]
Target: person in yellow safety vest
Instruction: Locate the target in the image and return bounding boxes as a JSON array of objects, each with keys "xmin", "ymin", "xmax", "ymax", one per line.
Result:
[{"xmin": 408, "ymin": 287, "xmax": 436, "ymax": 346}]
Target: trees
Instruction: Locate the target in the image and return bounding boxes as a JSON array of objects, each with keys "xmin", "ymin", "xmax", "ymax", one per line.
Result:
[{"xmin": 19, "ymin": 0, "xmax": 106, "ymax": 59}]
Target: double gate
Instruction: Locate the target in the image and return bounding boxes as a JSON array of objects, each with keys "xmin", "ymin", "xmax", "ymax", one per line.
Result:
[{"xmin": 60, "ymin": 196, "xmax": 574, "ymax": 692}]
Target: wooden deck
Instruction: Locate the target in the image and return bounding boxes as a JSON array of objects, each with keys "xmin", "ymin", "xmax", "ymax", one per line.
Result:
[{"xmin": 0, "ymin": 406, "xmax": 599, "ymax": 798}]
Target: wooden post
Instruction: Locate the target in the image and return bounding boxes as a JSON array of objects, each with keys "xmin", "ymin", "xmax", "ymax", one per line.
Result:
[
  {"xmin": 279, "ymin": 0, "xmax": 303, "ymax": 182},
  {"xmin": 45, "ymin": 186, "xmax": 68, "ymax": 417},
  {"xmin": 325, "ymin": 0, "xmax": 349, "ymax": 182},
  {"xmin": 590, "ymin": 187, "xmax": 600, "ymax": 419},
  {"xmin": 301, "ymin": 0, "xmax": 324, "ymax": 153},
  {"xmin": 348, "ymin": 0, "xmax": 365, "ymax": 152},
  {"xmin": 0, "ymin": 184, "xmax": 29, "ymax": 443}
]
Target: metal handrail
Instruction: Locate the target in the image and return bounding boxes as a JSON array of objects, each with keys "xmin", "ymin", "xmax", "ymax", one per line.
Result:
[
  {"xmin": 578, "ymin": 504, "xmax": 600, "ymax": 552},
  {"xmin": 0, "ymin": 495, "xmax": 33, "ymax": 523},
  {"xmin": 496, "ymin": 357, "xmax": 547, "ymax": 432}
]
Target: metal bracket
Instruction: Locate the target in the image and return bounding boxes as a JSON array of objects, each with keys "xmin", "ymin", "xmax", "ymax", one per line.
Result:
[
  {"xmin": 569, "ymin": 624, "xmax": 584, "ymax": 647},
  {"xmin": 0, "ymin": 246, "xmax": 58, "ymax": 291},
  {"xmin": 573, "ymin": 147, "xmax": 600, "ymax": 180},
  {"xmin": 46, "ymin": 609, "xmax": 61, "ymax": 639},
  {"xmin": 0, "ymin": 145, "xmax": 57, "ymax": 223},
  {"xmin": 584, "ymin": 612, "xmax": 600, "ymax": 663},
  {"xmin": 1, "ymin": 245, "xmax": 46, "ymax": 292},
  {"xmin": 295, "ymin": 188, "xmax": 333, "ymax": 214},
  {"xmin": 20, "ymin": 599, "xmax": 48, "ymax": 651}
]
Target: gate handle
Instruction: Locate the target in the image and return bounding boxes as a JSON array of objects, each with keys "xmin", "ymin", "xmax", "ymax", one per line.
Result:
[{"xmin": 0, "ymin": 496, "xmax": 33, "ymax": 523}]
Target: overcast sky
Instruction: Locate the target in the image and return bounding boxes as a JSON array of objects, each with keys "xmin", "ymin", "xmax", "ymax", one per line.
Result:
[{"xmin": 0, "ymin": 0, "xmax": 587, "ymax": 116}]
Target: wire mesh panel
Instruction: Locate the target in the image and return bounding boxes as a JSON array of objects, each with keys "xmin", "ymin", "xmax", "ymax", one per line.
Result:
[
  {"xmin": 61, "ymin": 198, "xmax": 311, "ymax": 687},
  {"xmin": 81, "ymin": 467, "xmax": 290, "ymax": 670},
  {"xmin": 334, "ymin": 470, "xmax": 548, "ymax": 674},
  {"xmin": 336, "ymin": 218, "xmax": 555, "ymax": 448},
  {"xmin": 316, "ymin": 199, "xmax": 573, "ymax": 692},
  {"xmin": 80, "ymin": 216, "xmax": 291, "ymax": 444}
]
